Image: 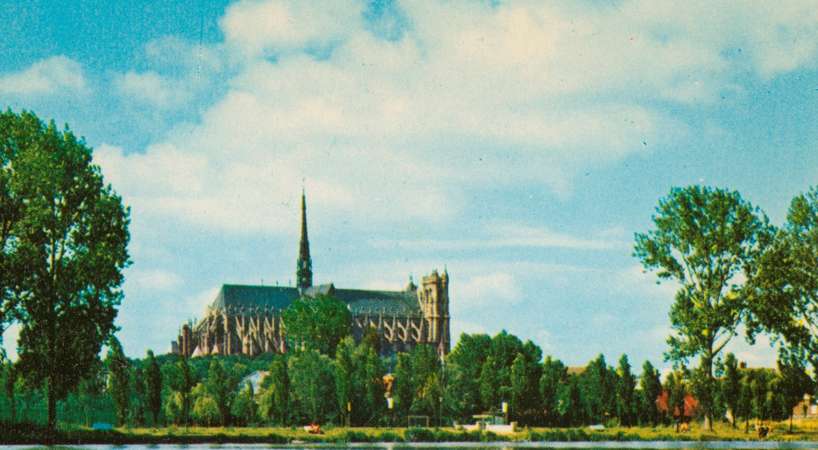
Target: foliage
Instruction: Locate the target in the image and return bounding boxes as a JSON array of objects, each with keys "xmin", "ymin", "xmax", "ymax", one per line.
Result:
[
  {"xmin": 0, "ymin": 110, "xmax": 131, "ymax": 432},
  {"xmin": 444, "ymin": 333, "xmax": 491, "ymax": 421},
  {"xmin": 259, "ymin": 354, "xmax": 289, "ymax": 425},
  {"xmin": 205, "ymin": 359, "xmax": 234, "ymax": 426},
  {"xmin": 637, "ymin": 360, "xmax": 661, "ymax": 426},
  {"xmin": 282, "ymin": 294, "xmax": 352, "ymax": 356},
  {"xmin": 288, "ymin": 349, "xmax": 336, "ymax": 424},
  {"xmin": 615, "ymin": 354, "xmax": 636, "ymax": 426},
  {"xmin": 634, "ymin": 185, "xmax": 772, "ymax": 429},
  {"xmin": 748, "ymin": 187, "xmax": 818, "ymax": 374},
  {"xmin": 145, "ymin": 350, "xmax": 162, "ymax": 426},
  {"xmin": 105, "ymin": 338, "xmax": 130, "ymax": 427},
  {"xmin": 540, "ymin": 356, "xmax": 567, "ymax": 426},
  {"xmin": 231, "ymin": 381, "xmax": 257, "ymax": 426},
  {"xmin": 721, "ymin": 353, "xmax": 741, "ymax": 428}
]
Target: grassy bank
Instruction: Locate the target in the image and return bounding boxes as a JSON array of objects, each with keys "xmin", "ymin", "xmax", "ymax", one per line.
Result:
[{"xmin": 4, "ymin": 420, "xmax": 818, "ymax": 445}]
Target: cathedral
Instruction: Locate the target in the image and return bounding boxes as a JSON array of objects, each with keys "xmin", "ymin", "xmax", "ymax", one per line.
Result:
[{"xmin": 171, "ymin": 192, "xmax": 451, "ymax": 358}]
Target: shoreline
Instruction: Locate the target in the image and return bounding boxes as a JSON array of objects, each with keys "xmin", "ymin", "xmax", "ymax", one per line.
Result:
[{"xmin": 2, "ymin": 424, "xmax": 817, "ymax": 446}]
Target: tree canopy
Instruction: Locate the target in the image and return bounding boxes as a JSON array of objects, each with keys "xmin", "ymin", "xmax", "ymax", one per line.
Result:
[
  {"xmin": 282, "ymin": 294, "xmax": 352, "ymax": 356},
  {"xmin": 634, "ymin": 185, "xmax": 771, "ymax": 429},
  {"xmin": 0, "ymin": 110, "xmax": 130, "ymax": 431}
]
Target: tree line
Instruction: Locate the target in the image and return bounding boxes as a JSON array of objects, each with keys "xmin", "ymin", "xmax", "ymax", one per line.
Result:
[{"xmin": 1, "ymin": 328, "xmax": 812, "ymax": 429}]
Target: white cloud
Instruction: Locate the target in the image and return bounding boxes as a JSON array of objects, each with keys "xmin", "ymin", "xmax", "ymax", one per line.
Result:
[
  {"xmin": 125, "ymin": 268, "xmax": 183, "ymax": 292},
  {"xmin": 114, "ymin": 71, "xmax": 192, "ymax": 109},
  {"xmin": 0, "ymin": 55, "xmax": 88, "ymax": 96},
  {"xmin": 97, "ymin": 1, "xmax": 818, "ymax": 236},
  {"xmin": 221, "ymin": 0, "xmax": 363, "ymax": 58},
  {"xmin": 371, "ymin": 223, "xmax": 626, "ymax": 252},
  {"xmin": 451, "ymin": 272, "xmax": 522, "ymax": 309}
]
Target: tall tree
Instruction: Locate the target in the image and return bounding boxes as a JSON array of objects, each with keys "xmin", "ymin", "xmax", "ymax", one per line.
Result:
[
  {"xmin": 777, "ymin": 353, "xmax": 813, "ymax": 431},
  {"xmin": 445, "ymin": 333, "xmax": 491, "ymax": 421},
  {"xmin": 665, "ymin": 369, "xmax": 687, "ymax": 432},
  {"xmin": 721, "ymin": 353, "xmax": 741, "ymax": 428},
  {"xmin": 737, "ymin": 370, "xmax": 753, "ymax": 433},
  {"xmin": 580, "ymin": 354, "xmax": 615, "ymax": 423},
  {"xmin": 288, "ymin": 349, "xmax": 336, "ymax": 424},
  {"xmin": 133, "ymin": 365, "xmax": 146, "ymax": 426},
  {"xmin": 266, "ymin": 354, "xmax": 290, "ymax": 425},
  {"xmin": 282, "ymin": 294, "xmax": 351, "ymax": 356},
  {"xmin": 637, "ymin": 360, "xmax": 661, "ymax": 426},
  {"xmin": 540, "ymin": 357, "xmax": 567, "ymax": 426},
  {"xmin": 615, "ymin": 354, "xmax": 636, "ymax": 426},
  {"xmin": 0, "ymin": 111, "xmax": 28, "ymax": 352},
  {"xmin": 106, "ymin": 338, "xmax": 130, "ymax": 427},
  {"xmin": 4, "ymin": 111, "xmax": 130, "ymax": 432},
  {"xmin": 206, "ymin": 359, "xmax": 233, "ymax": 426},
  {"xmin": 145, "ymin": 350, "xmax": 162, "ymax": 426},
  {"xmin": 334, "ymin": 336, "xmax": 357, "ymax": 426},
  {"xmin": 231, "ymin": 381, "xmax": 257, "ymax": 426},
  {"xmin": 748, "ymin": 187, "xmax": 818, "ymax": 375},
  {"xmin": 167, "ymin": 356, "xmax": 195, "ymax": 425},
  {"xmin": 3, "ymin": 361, "xmax": 16, "ymax": 423},
  {"xmin": 634, "ymin": 185, "xmax": 771, "ymax": 430}
]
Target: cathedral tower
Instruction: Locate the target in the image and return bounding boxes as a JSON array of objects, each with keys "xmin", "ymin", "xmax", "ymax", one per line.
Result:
[
  {"xmin": 296, "ymin": 190, "xmax": 313, "ymax": 289},
  {"xmin": 418, "ymin": 268, "xmax": 451, "ymax": 356}
]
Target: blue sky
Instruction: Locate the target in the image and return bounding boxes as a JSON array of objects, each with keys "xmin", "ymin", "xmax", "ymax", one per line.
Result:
[{"xmin": 3, "ymin": 0, "xmax": 818, "ymax": 369}]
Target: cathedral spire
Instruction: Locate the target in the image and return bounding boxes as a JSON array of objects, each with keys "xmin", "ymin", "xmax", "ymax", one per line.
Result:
[{"xmin": 296, "ymin": 188, "xmax": 313, "ymax": 289}]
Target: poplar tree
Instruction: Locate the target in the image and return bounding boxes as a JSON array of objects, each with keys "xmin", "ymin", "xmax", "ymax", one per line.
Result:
[
  {"xmin": 615, "ymin": 354, "xmax": 636, "ymax": 426},
  {"xmin": 635, "ymin": 186, "xmax": 771, "ymax": 430},
  {"xmin": 637, "ymin": 360, "xmax": 661, "ymax": 426},
  {"xmin": 106, "ymin": 338, "xmax": 130, "ymax": 427},
  {"xmin": 721, "ymin": 353, "xmax": 741, "ymax": 428},
  {"xmin": 1, "ymin": 111, "xmax": 131, "ymax": 432},
  {"xmin": 145, "ymin": 350, "xmax": 163, "ymax": 426}
]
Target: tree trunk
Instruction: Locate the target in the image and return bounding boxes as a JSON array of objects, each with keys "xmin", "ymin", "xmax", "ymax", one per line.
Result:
[
  {"xmin": 745, "ymin": 417, "xmax": 749, "ymax": 434},
  {"xmin": 47, "ymin": 384, "xmax": 57, "ymax": 437},
  {"xmin": 790, "ymin": 414, "xmax": 793, "ymax": 432},
  {"xmin": 704, "ymin": 414, "xmax": 712, "ymax": 432}
]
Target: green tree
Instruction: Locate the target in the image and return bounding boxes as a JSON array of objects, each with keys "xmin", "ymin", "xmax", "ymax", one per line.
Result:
[
  {"xmin": 445, "ymin": 333, "xmax": 491, "ymax": 421},
  {"xmin": 510, "ymin": 345, "xmax": 543, "ymax": 424},
  {"xmin": 637, "ymin": 360, "xmax": 661, "ymax": 426},
  {"xmin": 205, "ymin": 359, "xmax": 233, "ymax": 426},
  {"xmin": 556, "ymin": 375, "xmax": 582, "ymax": 426},
  {"xmin": 231, "ymin": 381, "xmax": 257, "ymax": 426},
  {"xmin": 751, "ymin": 372, "xmax": 770, "ymax": 422},
  {"xmin": 2, "ymin": 111, "xmax": 131, "ymax": 432},
  {"xmin": 3, "ymin": 361, "xmax": 16, "ymax": 423},
  {"xmin": 393, "ymin": 352, "xmax": 413, "ymax": 420},
  {"xmin": 478, "ymin": 356, "xmax": 499, "ymax": 413},
  {"xmin": 721, "ymin": 353, "xmax": 741, "ymax": 428},
  {"xmin": 334, "ymin": 336, "xmax": 357, "ymax": 426},
  {"xmin": 262, "ymin": 354, "xmax": 290, "ymax": 425},
  {"xmin": 634, "ymin": 186, "xmax": 771, "ymax": 430},
  {"xmin": 282, "ymin": 294, "xmax": 351, "ymax": 356},
  {"xmin": 665, "ymin": 369, "xmax": 687, "ymax": 431},
  {"xmin": 145, "ymin": 350, "xmax": 162, "ymax": 426},
  {"xmin": 0, "ymin": 111, "xmax": 28, "ymax": 354},
  {"xmin": 737, "ymin": 370, "xmax": 753, "ymax": 433},
  {"xmin": 748, "ymin": 187, "xmax": 818, "ymax": 376},
  {"xmin": 132, "ymin": 365, "xmax": 146, "ymax": 426},
  {"xmin": 615, "ymin": 354, "xmax": 636, "ymax": 426},
  {"xmin": 580, "ymin": 354, "xmax": 615, "ymax": 423},
  {"xmin": 106, "ymin": 338, "xmax": 130, "ymax": 427},
  {"xmin": 167, "ymin": 356, "xmax": 195, "ymax": 425},
  {"xmin": 778, "ymin": 354, "xmax": 813, "ymax": 431},
  {"xmin": 191, "ymin": 383, "xmax": 219, "ymax": 426},
  {"xmin": 540, "ymin": 356, "xmax": 567, "ymax": 426},
  {"xmin": 288, "ymin": 349, "xmax": 336, "ymax": 423}
]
